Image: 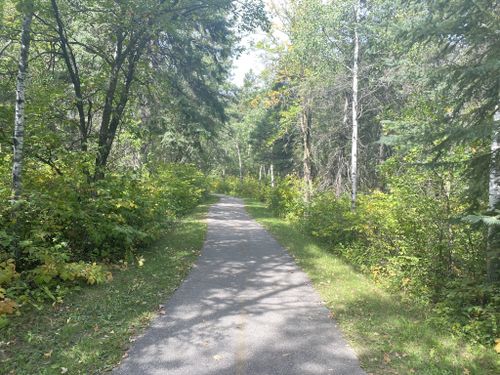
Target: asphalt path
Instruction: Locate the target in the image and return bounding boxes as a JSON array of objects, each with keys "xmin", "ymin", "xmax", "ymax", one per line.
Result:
[{"xmin": 113, "ymin": 195, "xmax": 366, "ymax": 375}]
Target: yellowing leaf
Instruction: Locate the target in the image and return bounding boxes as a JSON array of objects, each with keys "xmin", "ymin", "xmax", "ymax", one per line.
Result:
[{"xmin": 494, "ymin": 339, "xmax": 500, "ymax": 354}]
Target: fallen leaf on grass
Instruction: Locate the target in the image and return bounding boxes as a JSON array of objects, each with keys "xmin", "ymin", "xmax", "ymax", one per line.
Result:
[
  {"xmin": 44, "ymin": 350, "xmax": 52, "ymax": 358},
  {"xmin": 383, "ymin": 353, "xmax": 391, "ymax": 364},
  {"xmin": 495, "ymin": 339, "xmax": 500, "ymax": 354},
  {"xmin": 60, "ymin": 368, "xmax": 68, "ymax": 374}
]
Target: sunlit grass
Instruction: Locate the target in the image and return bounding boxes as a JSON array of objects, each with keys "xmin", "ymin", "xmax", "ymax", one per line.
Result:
[
  {"xmin": 245, "ymin": 199, "xmax": 499, "ymax": 375},
  {"xmin": 0, "ymin": 196, "xmax": 218, "ymax": 375}
]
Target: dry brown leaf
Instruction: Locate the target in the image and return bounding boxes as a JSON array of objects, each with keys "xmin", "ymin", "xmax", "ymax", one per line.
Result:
[
  {"xmin": 383, "ymin": 353, "xmax": 391, "ymax": 364},
  {"xmin": 0, "ymin": 299, "xmax": 17, "ymax": 315}
]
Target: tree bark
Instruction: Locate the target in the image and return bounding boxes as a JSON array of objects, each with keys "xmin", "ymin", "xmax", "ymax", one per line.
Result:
[
  {"xmin": 350, "ymin": 0, "xmax": 361, "ymax": 210},
  {"xmin": 334, "ymin": 94, "xmax": 350, "ymax": 197},
  {"xmin": 12, "ymin": 0, "xmax": 34, "ymax": 266},
  {"xmin": 487, "ymin": 111, "xmax": 500, "ymax": 282},
  {"xmin": 236, "ymin": 143, "xmax": 243, "ymax": 182},
  {"xmin": 94, "ymin": 47, "xmax": 143, "ymax": 180},
  {"xmin": 51, "ymin": 0, "xmax": 88, "ymax": 150},
  {"xmin": 270, "ymin": 164, "xmax": 275, "ymax": 188},
  {"xmin": 12, "ymin": 1, "xmax": 33, "ymax": 201},
  {"xmin": 300, "ymin": 104, "xmax": 313, "ymax": 202}
]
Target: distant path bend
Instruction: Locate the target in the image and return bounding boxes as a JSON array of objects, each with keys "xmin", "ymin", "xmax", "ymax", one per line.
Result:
[{"xmin": 114, "ymin": 195, "xmax": 365, "ymax": 375}]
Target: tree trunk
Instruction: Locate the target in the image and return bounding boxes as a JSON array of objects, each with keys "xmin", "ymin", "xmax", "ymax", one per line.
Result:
[
  {"xmin": 270, "ymin": 164, "xmax": 275, "ymax": 188},
  {"xmin": 12, "ymin": 1, "xmax": 33, "ymax": 265},
  {"xmin": 12, "ymin": 2, "xmax": 33, "ymax": 201},
  {"xmin": 300, "ymin": 105, "xmax": 313, "ymax": 202},
  {"xmin": 487, "ymin": 111, "xmax": 500, "ymax": 282},
  {"xmin": 51, "ymin": 0, "xmax": 88, "ymax": 150},
  {"xmin": 334, "ymin": 94, "xmax": 350, "ymax": 197},
  {"xmin": 350, "ymin": 0, "xmax": 361, "ymax": 210},
  {"xmin": 94, "ymin": 48, "xmax": 142, "ymax": 180},
  {"xmin": 236, "ymin": 143, "xmax": 243, "ymax": 182},
  {"xmin": 259, "ymin": 164, "xmax": 263, "ymax": 182}
]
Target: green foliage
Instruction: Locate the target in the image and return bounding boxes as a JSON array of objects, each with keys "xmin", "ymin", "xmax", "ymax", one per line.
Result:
[
  {"xmin": 0, "ymin": 162, "xmax": 207, "ymax": 320},
  {"xmin": 211, "ymin": 175, "xmax": 269, "ymax": 201},
  {"xmin": 245, "ymin": 199, "xmax": 499, "ymax": 374},
  {"xmin": 266, "ymin": 175, "xmax": 305, "ymax": 220},
  {"xmin": 229, "ymin": 171, "xmax": 498, "ymax": 347},
  {"xmin": 0, "ymin": 198, "xmax": 212, "ymax": 374}
]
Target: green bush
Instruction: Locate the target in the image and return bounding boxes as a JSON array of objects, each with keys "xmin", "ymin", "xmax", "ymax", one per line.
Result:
[
  {"xmin": 211, "ymin": 175, "xmax": 269, "ymax": 201},
  {"xmin": 301, "ymin": 186, "xmax": 496, "ymax": 346},
  {"xmin": 266, "ymin": 175, "xmax": 305, "ymax": 219},
  {"xmin": 0, "ymin": 162, "xmax": 207, "ymax": 320}
]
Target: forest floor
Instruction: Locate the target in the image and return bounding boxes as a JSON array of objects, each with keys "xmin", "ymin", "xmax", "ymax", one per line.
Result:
[
  {"xmin": 244, "ymin": 199, "xmax": 499, "ymax": 375},
  {"xmin": 113, "ymin": 195, "xmax": 365, "ymax": 375},
  {"xmin": 0, "ymin": 196, "xmax": 217, "ymax": 375}
]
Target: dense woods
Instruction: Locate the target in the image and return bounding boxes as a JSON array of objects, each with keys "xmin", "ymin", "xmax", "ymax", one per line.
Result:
[
  {"xmin": 213, "ymin": 0, "xmax": 499, "ymax": 349},
  {"xmin": 0, "ymin": 0, "xmax": 498, "ymax": 364},
  {"xmin": 0, "ymin": 0, "xmax": 265, "ymax": 324}
]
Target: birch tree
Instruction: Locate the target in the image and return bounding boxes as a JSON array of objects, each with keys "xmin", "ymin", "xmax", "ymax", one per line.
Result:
[
  {"xmin": 350, "ymin": 0, "xmax": 361, "ymax": 209},
  {"xmin": 300, "ymin": 101, "xmax": 313, "ymax": 202},
  {"xmin": 12, "ymin": 0, "xmax": 33, "ymax": 200},
  {"xmin": 487, "ymin": 112, "xmax": 499, "ymax": 281}
]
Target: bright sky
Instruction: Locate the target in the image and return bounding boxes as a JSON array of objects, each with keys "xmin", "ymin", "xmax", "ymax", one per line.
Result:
[
  {"xmin": 231, "ymin": 34, "xmax": 267, "ymax": 86},
  {"xmin": 230, "ymin": 0, "xmax": 288, "ymax": 86}
]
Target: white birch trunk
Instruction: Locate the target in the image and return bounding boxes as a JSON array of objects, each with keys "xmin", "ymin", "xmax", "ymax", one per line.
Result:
[
  {"xmin": 487, "ymin": 111, "xmax": 500, "ymax": 282},
  {"xmin": 301, "ymin": 106, "xmax": 313, "ymax": 202},
  {"xmin": 236, "ymin": 143, "xmax": 243, "ymax": 182},
  {"xmin": 12, "ymin": 3, "xmax": 33, "ymax": 201},
  {"xmin": 350, "ymin": 0, "xmax": 361, "ymax": 210},
  {"xmin": 259, "ymin": 165, "xmax": 263, "ymax": 182}
]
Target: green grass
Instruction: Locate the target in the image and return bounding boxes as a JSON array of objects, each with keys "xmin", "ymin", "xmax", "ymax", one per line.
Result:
[
  {"xmin": 244, "ymin": 199, "xmax": 499, "ymax": 375},
  {"xmin": 0, "ymin": 196, "xmax": 218, "ymax": 375}
]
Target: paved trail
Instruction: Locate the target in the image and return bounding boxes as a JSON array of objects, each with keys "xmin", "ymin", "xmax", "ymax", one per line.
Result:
[{"xmin": 114, "ymin": 196, "xmax": 365, "ymax": 375}]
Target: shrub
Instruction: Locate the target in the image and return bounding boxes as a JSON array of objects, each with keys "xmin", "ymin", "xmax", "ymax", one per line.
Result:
[
  {"xmin": 266, "ymin": 175, "xmax": 305, "ymax": 219},
  {"xmin": 0, "ymin": 162, "xmax": 207, "ymax": 321}
]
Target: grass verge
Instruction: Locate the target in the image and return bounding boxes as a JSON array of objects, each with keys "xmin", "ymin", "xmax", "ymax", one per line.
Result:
[
  {"xmin": 0, "ymin": 196, "xmax": 218, "ymax": 375},
  {"xmin": 244, "ymin": 198, "xmax": 499, "ymax": 375}
]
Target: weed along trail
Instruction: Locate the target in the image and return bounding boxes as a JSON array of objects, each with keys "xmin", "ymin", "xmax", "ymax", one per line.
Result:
[{"xmin": 113, "ymin": 196, "xmax": 365, "ymax": 375}]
